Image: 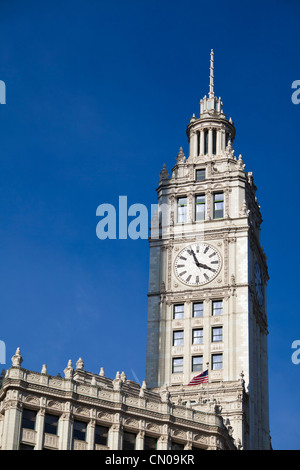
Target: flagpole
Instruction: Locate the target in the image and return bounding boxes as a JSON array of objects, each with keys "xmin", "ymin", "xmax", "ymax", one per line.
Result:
[{"xmin": 206, "ymin": 362, "xmax": 209, "ymax": 406}]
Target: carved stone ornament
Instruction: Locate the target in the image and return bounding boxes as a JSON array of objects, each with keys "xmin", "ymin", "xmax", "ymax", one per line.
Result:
[{"xmin": 11, "ymin": 348, "xmax": 23, "ymax": 367}]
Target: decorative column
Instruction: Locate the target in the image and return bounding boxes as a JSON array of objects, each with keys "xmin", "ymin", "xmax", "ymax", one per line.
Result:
[
  {"xmin": 109, "ymin": 412, "xmax": 122, "ymax": 450},
  {"xmin": 189, "ymin": 129, "xmax": 197, "ymax": 158},
  {"xmin": 208, "ymin": 128, "xmax": 213, "ymax": 155},
  {"xmin": 86, "ymin": 419, "xmax": 96, "ymax": 450},
  {"xmin": 35, "ymin": 407, "xmax": 45, "ymax": 450},
  {"xmin": 109, "ymin": 423, "xmax": 122, "ymax": 450},
  {"xmin": 1, "ymin": 398, "xmax": 22, "ymax": 450},
  {"xmin": 216, "ymin": 129, "xmax": 222, "ymax": 155},
  {"xmin": 59, "ymin": 410, "xmax": 73, "ymax": 450},
  {"xmin": 136, "ymin": 430, "xmax": 145, "ymax": 450},
  {"xmin": 1, "ymin": 348, "xmax": 23, "ymax": 450},
  {"xmin": 200, "ymin": 129, "xmax": 204, "ymax": 156}
]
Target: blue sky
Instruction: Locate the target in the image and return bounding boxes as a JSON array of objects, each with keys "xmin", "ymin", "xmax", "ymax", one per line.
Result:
[{"xmin": 0, "ymin": 0, "xmax": 299, "ymax": 450}]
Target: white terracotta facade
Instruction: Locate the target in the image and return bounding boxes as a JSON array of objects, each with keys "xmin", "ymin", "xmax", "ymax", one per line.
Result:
[
  {"xmin": 146, "ymin": 51, "xmax": 270, "ymax": 450},
  {"xmin": 0, "ymin": 350, "xmax": 236, "ymax": 450}
]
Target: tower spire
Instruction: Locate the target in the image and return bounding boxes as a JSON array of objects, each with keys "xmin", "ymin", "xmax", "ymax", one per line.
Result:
[{"xmin": 209, "ymin": 49, "xmax": 214, "ymax": 98}]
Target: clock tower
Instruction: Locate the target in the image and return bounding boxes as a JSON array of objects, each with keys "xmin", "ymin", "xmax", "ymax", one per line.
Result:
[{"xmin": 146, "ymin": 51, "xmax": 270, "ymax": 450}]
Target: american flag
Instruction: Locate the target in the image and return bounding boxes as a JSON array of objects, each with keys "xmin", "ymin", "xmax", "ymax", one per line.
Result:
[{"xmin": 187, "ymin": 369, "xmax": 208, "ymax": 386}]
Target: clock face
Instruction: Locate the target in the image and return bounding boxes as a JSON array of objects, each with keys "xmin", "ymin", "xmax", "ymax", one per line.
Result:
[
  {"xmin": 174, "ymin": 243, "xmax": 221, "ymax": 286},
  {"xmin": 254, "ymin": 262, "xmax": 264, "ymax": 306}
]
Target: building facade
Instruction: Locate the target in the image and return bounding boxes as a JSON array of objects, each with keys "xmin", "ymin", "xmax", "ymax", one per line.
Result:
[
  {"xmin": 0, "ymin": 348, "xmax": 236, "ymax": 450},
  {"xmin": 146, "ymin": 50, "xmax": 270, "ymax": 450}
]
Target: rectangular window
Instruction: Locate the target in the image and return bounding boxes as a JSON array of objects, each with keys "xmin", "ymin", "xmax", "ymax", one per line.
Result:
[
  {"xmin": 204, "ymin": 130, "xmax": 209, "ymax": 155},
  {"xmin": 195, "ymin": 195, "xmax": 205, "ymax": 221},
  {"xmin": 177, "ymin": 197, "xmax": 187, "ymax": 223},
  {"xmin": 171, "ymin": 442, "xmax": 185, "ymax": 450},
  {"xmin": 192, "ymin": 356, "xmax": 203, "ymax": 372},
  {"xmin": 21, "ymin": 409, "xmax": 37, "ymax": 431},
  {"xmin": 193, "ymin": 302, "xmax": 203, "ymax": 317},
  {"xmin": 212, "ymin": 354, "xmax": 223, "ymax": 370},
  {"xmin": 192, "ymin": 329, "xmax": 203, "ymax": 345},
  {"xmin": 196, "ymin": 169, "xmax": 205, "ymax": 181},
  {"xmin": 212, "ymin": 129, "xmax": 217, "ymax": 155},
  {"xmin": 212, "ymin": 327, "xmax": 223, "ymax": 342},
  {"xmin": 212, "ymin": 300, "xmax": 223, "ymax": 316},
  {"xmin": 144, "ymin": 436, "xmax": 157, "ymax": 450},
  {"xmin": 73, "ymin": 420, "xmax": 87, "ymax": 441},
  {"xmin": 173, "ymin": 330, "xmax": 184, "ymax": 346},
  {"xmin": 44, "ymin": 414, "xmax": 59, "ymax": 435},
  {"xmin": 172, "ymin": 357, "xmax": 183, "ymax": 374},
  {"xmin": 123, "ymin": 431, "xmax": 136, "ymax": 450},
  {"xmin": 95, "ymin": 425, "xmax": 109, "ymax": 446},
  {"xmin": 213, "ymin": 193, "xmax": 224, "ymax": 219},
  {"xmin": 19, "ymin": 443, "xmax": 35, "ymax": 450},
  {"xmin": 173, "ymin": 304, "xmax": 184, "ymax": 319}
]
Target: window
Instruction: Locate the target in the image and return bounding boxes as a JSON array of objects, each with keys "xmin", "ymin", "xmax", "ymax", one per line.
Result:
[
  {"xmin": 192, "ymin": 356, "xmax": 203, "ymax": 372},
  {"xmin": 193, "ymin": 303, "xmax": 203, "ymax": 317},
  {"xmin": 172, "ymin": 357, "xmax": 183, "ymax": 374},
  {"xmin": 73, "ymin": 420, "xmax": 87, "ymax": 441},
  {"xmin": 44, "ymin": 414, "xmax": 59, "ymax": 435},
  {"xmin": 21, "ymin": 409, "xmax": 37, "ymax": 431},
  {"xmin": 171, "ymin": 442, "xmax": 184, "ymax": 450},
  {"xmin": 123, "ymin": 431, "xmax": 136, "ymax": 450},
  {"xmin": 95, "ymin": 425, "xmax": 109, "ymax": 446},
  {"xmin": 212, "ymin": 129, "xmax": 217, "ymax": 155},
  {"xmin": 212, "ymin": 354, "xmax": 223, "ymax": 370},
  {"xmin": 213, "ymin": 193, "xmax": 224, "ymax": 219},
  {"xmin": 212, "ymin": 327, "xmax": 223, "ymax": 342},
  {"xmin": 144, "ymin": 436, "xmax": 157, "ymax": 450},
  {"xmin": 212, "ymin": 301, "xmax": 223, "ymax": 316},
  {"xmin": 173, "ymin": 330, "xmax": 184, "ymax": 346},
  {"xmin": 195, "ymin": 195, "xmax": 205, "ymax": 221},
  {"xmin": 197, "ymin": 131, "xmax": 200, "ymax": 156},
  {"xmin": 204, "ymin": 130, "xmax": 209, "ymax": 155},
  {"xmin": 177, "ymin": 197, "xmax": 187, "ymax": 223},
  {"xmin": 19, "ymin": 443, "xmax": 35, "ymax": 450},
  {"xmin": 192, "ymin": 329, "xmax": 203, "ymax": 345},
  {"xmin": 173, "ymin": 304, "xmax": 184, "ymax": 319},
  {"xmin": 196, "ymin": 169, "xmax": 205, "ymax": 181}
]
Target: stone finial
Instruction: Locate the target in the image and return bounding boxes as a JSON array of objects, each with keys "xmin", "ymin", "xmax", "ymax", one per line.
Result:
[
  {"xmin": 113, "ymin": 371, "xmax": 122, "ymax": 391},
  {"xmin": 120, "ymin": 371, "xmax": 127, "ymax": 382},
  {"xmin": 139, "ymin": 379, "xmax": 147, "ymax": 398},
  {"xmin": 159, "ymin": 164, "xmax": 169, "ymax": 181},
  {"xmin": 176, "ymin": 147, "xmax": 186, "ymax": 164},
  {"xmin": 91, "ymin": 376, "xmax": 96, "ymax": 386},
  {"xmin": 99, "ymin": 367, "xmax": 105, "ymax": 377},
  {"xmin": 238, "ymin": 154, "xmax": 245, "ymax": 170},
  {"xmin": 76, "ymin": 357, "xmax": 84, "ymax": 370},
  {"xmin": 141, "ymin": 379, "xmax": 147, "ymax": 390},
  {"xmin": 11, "ymin": 347, "xmax": 23, "ymax": 367},
  {"xmin": 64, "ymin": 359, "xmax": 74, "ymax": 379},
  {"xmin": 225, "ymin": 138, "xmax": 234, "ymax": 158},
  {"xmin": 41, "ymin": 364, "xmax": 47, "ymax": 375}
]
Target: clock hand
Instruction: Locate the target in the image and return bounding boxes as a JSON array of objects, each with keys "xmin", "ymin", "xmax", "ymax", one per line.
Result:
[
  {"xmin": 190, "ymin": 249, "xmax": 200, "ymax": 267},
  {"xmin": 198, "ymin": 262, "xmax": 215, "ymax": 272}
]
